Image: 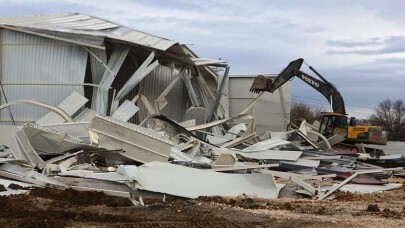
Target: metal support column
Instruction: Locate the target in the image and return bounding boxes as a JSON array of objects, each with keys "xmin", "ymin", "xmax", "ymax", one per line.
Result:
[{"xmin": 209, "ymin": 66, "xmax": 229, "ymax": 122}]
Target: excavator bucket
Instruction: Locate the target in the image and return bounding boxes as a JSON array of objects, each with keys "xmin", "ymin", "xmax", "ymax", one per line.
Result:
[
  {"xmin": 249, "ymin": 58, "xmax": 304, "ymax": 93},
  {"xmin": 249, "ymin": 75, "xmax": 273, "ymax": 93}
]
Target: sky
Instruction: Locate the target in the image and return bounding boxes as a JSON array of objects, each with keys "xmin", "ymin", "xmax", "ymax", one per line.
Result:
[{"xmin": 1, "ymin": 0, "xmax": 405, "ymax": 118}]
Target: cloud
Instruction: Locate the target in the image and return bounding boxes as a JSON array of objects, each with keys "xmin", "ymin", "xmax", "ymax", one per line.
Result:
[
  {"xmin": 326, "ymin": 38, "xmax": 382, "ymax": 48},
  {"xmin": 327, "ymin": 36, "xmax": 405, "ymax": 55},
  {"xmin": 342, "ymin": 1, "xmax": 405, "ymax": 28},
  {"xmin": 1, "ymin": 0, "xmax": 405, "ymax": 113},
  {"xmin": 291, "ymin": 56, "xmax": 405, "ymax": 113}
]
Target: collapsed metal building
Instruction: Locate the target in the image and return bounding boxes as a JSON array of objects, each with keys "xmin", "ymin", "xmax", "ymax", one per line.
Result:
[
  {"xmin": 0, "ymin": 13, "xmax": 402, "ymax": 205},
  {"xmin": 0, "ymin": 13, "xmax": 229, "ymax": 126}
]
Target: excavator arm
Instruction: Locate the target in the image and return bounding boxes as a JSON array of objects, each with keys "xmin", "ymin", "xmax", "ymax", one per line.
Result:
[{"xmin": 250, "ymin": 58, "xmax": 346, "ymax": 115}]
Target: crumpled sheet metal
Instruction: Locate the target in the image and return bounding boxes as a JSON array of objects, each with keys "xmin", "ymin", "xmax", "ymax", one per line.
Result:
[
  {"xmin": 132, "ymin": 161, "xmax": 283, "ymax": 199},
  {"xmin": 212, "ymin": 147, "xmax": 302, "ymax": 162},
  {"xmin": 22, "ymin": 123, "xmax": 94, "ymax": 155},
  {"xmin": 57, "ymin": 165, "xmax": 139, "ymax": 184},
  {"xmin": 0, "ymin": 163, "xmax": 65, "ymax": 187},
  {"xmin": 322, "ymin": 183, "xmax": 403, "ymax": 194},
  {"xmin": 58, "ymin": 170, "xmax": 128, "ymax": 183},
  {"xmin": 9, "ymin": 129, "xmax": 45, "ymax": 166},
  {"xmin": 39, "ymin": 122, "xmax": 91, "ymax": 142},
  {"xmin": 242, "ymin": 138, "xmax": 295, "ymax": 152},
  {"xmin": 0, "ymin": 178, "xmax": 32, "ymax": 196},
  {"xmin": 282, "ymin": 159, "xmax": 320, "ymax": 167},
  {"xmin": 89, "ymin": 115, "xmax": 174, "ymax": 164},
  {"xmin": 233, "ymin": 150, "xmax": 302, "ymax": 161}
]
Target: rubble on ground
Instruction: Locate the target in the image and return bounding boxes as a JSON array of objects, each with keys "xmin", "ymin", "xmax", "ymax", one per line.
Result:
[
  {"xmin": 0, "ymin": 13, "xmax": 403, "ymax": 227},
  {"xmin": 0, "ymin": 91, "xmax": 403, "ymax": 205}
]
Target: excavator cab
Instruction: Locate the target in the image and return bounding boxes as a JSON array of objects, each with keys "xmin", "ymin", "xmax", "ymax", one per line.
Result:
[
  {"xmin": 319, "ymin": 112, "xmax": 348, "ymax": 138},
  {"xmin": 319, "ymin": 112, "xmax": 387, "ymax": 145}
]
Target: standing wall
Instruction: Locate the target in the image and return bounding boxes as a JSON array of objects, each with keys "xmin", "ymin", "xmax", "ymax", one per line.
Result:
[{"xmin": 0, "ymin": 29, "xmax": 88, "ymax": 124}]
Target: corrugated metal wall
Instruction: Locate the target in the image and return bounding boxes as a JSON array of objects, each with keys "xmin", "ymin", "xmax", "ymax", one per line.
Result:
[
  {"xmin": 137, "ymin": 65, "xmax": 187, "ymax": 122},
  {"xmin": 0, "ymin": 29, "xmax": 88, "ymax": 124},
  {"xmin": 228, "ymin": 77, "xmax": 291, "ymax": 133}
]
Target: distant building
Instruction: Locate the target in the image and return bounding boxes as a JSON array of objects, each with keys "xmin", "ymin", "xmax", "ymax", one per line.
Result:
[{"xmin": 227, "ymin": 75, "xmax": 291, "ymax": 133}]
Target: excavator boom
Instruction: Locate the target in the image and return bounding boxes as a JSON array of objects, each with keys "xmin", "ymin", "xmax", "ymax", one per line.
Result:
[
  {"xmin": 250, "ymin": 58, "xmax": 304, "ymax": 93},
  {"xmin": 250, "ymin": 58, "xmax": 346, "ymax": 114}
]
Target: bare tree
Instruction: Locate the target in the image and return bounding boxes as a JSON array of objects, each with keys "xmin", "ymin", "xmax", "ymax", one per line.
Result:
[
  {"xmin": 290, "ymin": 102, "xmax": 324, "ymax": 124},
  {"xmin": 369, "ymin": 99, "xmax": 405, "ymax": 141}
]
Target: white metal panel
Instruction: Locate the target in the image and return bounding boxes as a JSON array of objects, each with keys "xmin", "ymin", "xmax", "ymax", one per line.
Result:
[
  {"xmin": 282, "ymin": 159, "xmax": 320, "ymax": 167},
  {"xmin": 232, "ymin": 150, "xmax": 302, "ymax": 161},
  {"xmin": 0, "ymin": 125, "xmax": 17, "ymax": 147},
  {"xmin": 132, "ymin": 161, "xmax": 282, "ymax": 199},
  {"xmin": 9, "ymin": 129, "xmax": 45, "ymax": 166},
  {"xmin": 36, "ymin": 91, "xmax": 88, "ymax": 125},
  {"xmin": 89, "ymin": 116, "xmax": 173, "ymax": 164},
  {"xmin": 111, "ymin": 100, "xmax": 139, "ymax": 122},
  {"xmin": 323, "ymin": 183, "xmax": 403, "ymax": 194},
  {"xmin": 0, "ymin": 29, "xmax": 88, "ymax": 124},
  {"xmin": 191, "ymin": 58, "xmax": 227, "ymax": 66},
  {"xmin": 40, "ymin": 122, "xmax": 91, "ymax": 141}
]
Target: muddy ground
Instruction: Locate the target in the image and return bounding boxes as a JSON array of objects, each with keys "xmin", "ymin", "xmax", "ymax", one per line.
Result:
[{"xmin": 0, "ymin": 185, "xmax": 404, "ymax": 228}]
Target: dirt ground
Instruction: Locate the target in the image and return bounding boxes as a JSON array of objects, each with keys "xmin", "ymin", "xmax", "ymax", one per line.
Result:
[{"xmin": 0, "ymin": 185, "xmax": 404, "ymax": 228}]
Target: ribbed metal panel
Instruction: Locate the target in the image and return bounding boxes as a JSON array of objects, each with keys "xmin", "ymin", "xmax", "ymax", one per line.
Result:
[
  {"xmin": 137, "ymin": 65, "xmax": 186, "ymax": 122},
  {"xmin": 0, "ymin": 13, "xmax": 177, "ymax": 51},
  {"xmin": 0, "ymin": 14, "xmax": 118, "ymax": 30},
  {"xmin": 111, "ymin": 100, "xmax": 139, "ymax": 122},
  {"xmin": 0, "ymin": 29, "xmax": 88, "ymax": 124}
]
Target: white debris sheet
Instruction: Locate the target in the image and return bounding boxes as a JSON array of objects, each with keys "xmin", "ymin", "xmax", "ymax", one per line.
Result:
[
  {"xmin": 9, "ymin": 129, "xmax": 45, "ymax": 166},
  {"xmin": 89, "ymin": 115, "xmax": 174, "ymax": 164},
  {"xmin": 334, "ymin": 183, "xmax": 403, "ymax": 194},
  {"xmin": 132, "ymin": 161, "xmax": 284, "ymax": 199},
  {"xmin": 0, "ymin": 178, "xmax": 32, "ymax": 196},
  {"xmin": 22, "ymin": 123, "xmax": 92, "ymax": 155},
  {"xmin": 58, "ymin": 165, "xmax": 138, "ymax": 183},
  {"xmin": 35, "ymin": 91, "xmax": 88, "ymax": 125},
  {"xmin": 233, "ymin": 150, "xmax": 302, "ymax": 161}
]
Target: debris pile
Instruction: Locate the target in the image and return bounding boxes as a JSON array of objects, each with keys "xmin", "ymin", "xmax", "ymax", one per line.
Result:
[
  {"xmin": 0, "ymin": 91, "xmax": 404, "ymax": 205},
  {"xmin": 0, "ymin": 13, "xmax": 403, "ymax": 208}
]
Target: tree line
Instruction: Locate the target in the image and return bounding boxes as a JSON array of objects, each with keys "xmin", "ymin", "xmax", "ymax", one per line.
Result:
[{"xmin": 290, "ymin": 99, "xmax": 405, "ymax": 141}]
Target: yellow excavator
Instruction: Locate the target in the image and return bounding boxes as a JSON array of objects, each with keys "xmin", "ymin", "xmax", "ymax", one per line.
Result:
[{"xmin": 250, "ymin": 58, "xmax": 387, "ymax": 145}]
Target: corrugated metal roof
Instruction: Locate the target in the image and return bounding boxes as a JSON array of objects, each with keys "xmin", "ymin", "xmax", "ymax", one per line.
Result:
[{"xmin": 0, "ymin": 13, "xmax": 177, "ymax": 51}]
